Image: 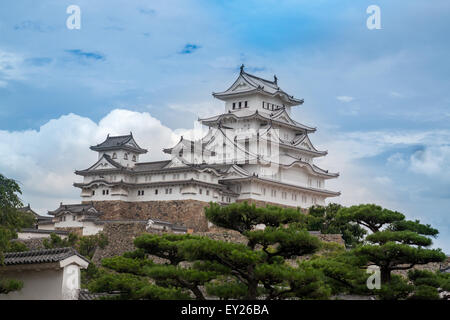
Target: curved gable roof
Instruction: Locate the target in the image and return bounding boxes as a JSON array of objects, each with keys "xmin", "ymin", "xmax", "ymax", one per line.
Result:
[
  {"xmin": 212, "ymin": 67, "xmax": 304, "ymax": 106},
  {"xmin": 90, "ymin": 133, "xmax": 147, "ymax": 154}
]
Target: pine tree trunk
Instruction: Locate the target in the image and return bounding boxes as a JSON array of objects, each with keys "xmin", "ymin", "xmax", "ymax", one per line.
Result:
[
  {"xmin": 381, "ymin": 268, "xmax": 391, "ymax": 284},
  {"xmin": 246, "ymin": 280, "xmax": 258, "ymax": 300}
]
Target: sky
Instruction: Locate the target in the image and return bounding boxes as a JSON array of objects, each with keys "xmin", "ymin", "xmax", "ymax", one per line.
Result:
[{"xmin": 0, "ymin": 0, "xmax": 449, "ymax": 253}]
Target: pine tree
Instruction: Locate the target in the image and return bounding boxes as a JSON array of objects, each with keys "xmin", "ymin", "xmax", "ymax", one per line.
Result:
[
  {"xmin": 337, "ymin": 204, "xmax": 446, "ymax": 285},
  {"xmin": 89, "ymin": 202, "xmax": 330, "ymax": 300},
  {"xmin": 0, "ymin": 173, "xmax": 34, "ymax": 294}
]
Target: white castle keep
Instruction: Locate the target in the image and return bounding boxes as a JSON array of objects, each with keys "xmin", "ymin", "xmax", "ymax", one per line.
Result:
[{"xmin": 74, "ymin": 65, "xmax": 340, "ymax": 208}]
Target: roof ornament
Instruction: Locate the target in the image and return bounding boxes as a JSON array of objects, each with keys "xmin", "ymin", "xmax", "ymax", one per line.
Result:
[
  {"xmin": 274, "ymin": 75, "xmax": 278, "ymax": 84},
  {"xmin": 240, "ymin": 64, "xmax": 245, "ymax": 74}
]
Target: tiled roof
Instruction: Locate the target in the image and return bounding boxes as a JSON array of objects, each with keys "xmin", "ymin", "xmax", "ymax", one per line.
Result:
[
  {"xmin": 133, "ymin": 160, "xmax": 172, "ymax": 171},
  {"xmin": 18, "ymin": 228, "xmax": 69, "ymax": 235},
  {"xmin": 212, "ymin": 67, "xmax": 303, "ymax": 106},
  {"xmin": 90, "ymin": 133, "xmax": 147, "ymax": 154},
  {"xmin": 48, "ymin": 203, "xmax": 101, "ymax": 217},
  {"xmin": 78, "ymin": 289, "xmax": 119, "ymax": 300},
  {"xmin": 2, "ymin": 247, "xmax": 88, "ymax": 266}
]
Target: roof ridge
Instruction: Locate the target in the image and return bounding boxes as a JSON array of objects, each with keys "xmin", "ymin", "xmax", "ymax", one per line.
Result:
[
  {"xmin": 4, "ymin": 247, "xmax": 74, "ymax": 258},
  {"xmin": 243, "ymin": 71, "xmax": 277, "ymax": 85},
  {"xmin": 104, "ymin": 133, "xmax": 132, "ymax": 138},
  {"xmin": 135, "ymin": 160, "xmax": 171, "ymax": 165}
]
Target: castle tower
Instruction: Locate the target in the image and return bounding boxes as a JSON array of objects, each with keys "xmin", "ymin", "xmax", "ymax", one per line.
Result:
[{"xmin": 74, "ymin": 66, "xmax": 339, "ymax": 224}]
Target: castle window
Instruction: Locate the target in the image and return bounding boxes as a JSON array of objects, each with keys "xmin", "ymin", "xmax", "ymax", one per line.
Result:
[
  {"xmin": 124, "ymin": 153, "xmax": 128, "ymax": 160},
  {"xmin": 179, "ymin": 149, "xmax": 183, "ymax": 157},
  {"xmin": 245, "ymin": 101, "xmax": 248, "ymax": 108},
  {"xmin": 132, "ymin": 155, "xmax": 137, "ymax": 162},
  {"xmin": 206, "ymin": 190, "xmax": 210, "ymax": 196},
  {"xmin": 102, "ymin": 190, "xmax": 105, "ymax": 195},
  {"xmin": 112, "ymin": 153, "xmax": 117, "ymax": 159},
  {"xmin": 238, "ymin": 102, "xmax": 242, "ymax": 109},
  {"xmin": 169, "ymin": 188, "xmax": 172, "ymax": 194},
  {"xmin": 232, "ymin": 102, "xmax": 236, "ymax": 110},
  {"xmin": 155, "ymin": 189, "xmax": 158, "ymax": 195},
  {"xmin": 73, "ymin": 216, "xmax": 76, "ymax": 221},
  {"xmin": 199, "ymin": 188, "xmax": 203, "ymax": 195},
  {"xmin": 92, "ymin": 190, "xmax": 95, "ymax": 196}
]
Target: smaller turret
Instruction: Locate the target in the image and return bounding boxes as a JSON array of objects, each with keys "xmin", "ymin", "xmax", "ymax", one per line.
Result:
[{"xmin": 90, "ymin": 133, "xmax": 147, "ymax": 167}]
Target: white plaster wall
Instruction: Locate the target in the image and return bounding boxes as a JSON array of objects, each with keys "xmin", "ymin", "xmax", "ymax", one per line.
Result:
[
  {"xmin": 224, "ymin": 94, "xmax": 287, "ymax": 114},
  {"xmin": 82, "ymin": 222, "xmax": 104, "ymax": 236},
  {"xmin": 17, "ymin": 232, "xmax": 67, "ymax": 240},
  {"xmin": 0, "ymin": 269, "xmax": 64, "ymax": 300},
  {"xmin": 38, "ymin": 224, "xmax": 55, "ymax": 231},
  {"xmin": 236, "ymin": 180, "xmax": 326, "ymax": 207},
  {"xmin": 98, "ymin": 150, "xmax": 139, "ymax": 167}
]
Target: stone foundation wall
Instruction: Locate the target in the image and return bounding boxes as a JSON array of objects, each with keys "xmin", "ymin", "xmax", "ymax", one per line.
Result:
[
  {"xmin": 316, "ymin": 234, "xmax": 345, "ymax": 246},
  {"xmin": 84, "ymin": 200, "xmax": 210, "ymax": 232},
  {"xmin": 91, "ymin": 222, "xmax": 147, "ymax": 265},
  {"xmin": 393, "ymin": 257, "xmax": 450, "ymax": 277},
  {"xmin": 14, "ymin": 238, "xmax": 46, "ymax": 250}
]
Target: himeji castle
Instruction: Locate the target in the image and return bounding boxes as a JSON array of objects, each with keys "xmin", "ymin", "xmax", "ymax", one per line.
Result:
[{"xmin": 74, "ymin": 65, "xmax": 340, "ymax": 209}]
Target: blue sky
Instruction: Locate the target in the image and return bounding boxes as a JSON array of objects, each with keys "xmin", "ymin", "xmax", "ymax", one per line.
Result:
[{"xmin": 0, "ymin": 0, "xmax": 449, "ymax": 252}]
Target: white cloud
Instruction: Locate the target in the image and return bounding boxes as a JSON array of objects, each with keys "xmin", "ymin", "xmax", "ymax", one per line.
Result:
[
  {"xmin": 0, "ymin": 109, "xmax": 195, "ymax": 214},
  {"xmin": 315, "ymin": 129, "xmax": 450, "ymax": 208},
  {"xmin": 386, "ymin": 152, "xmax": 407, "ymax": 167},
  {"xmin": 374, "ymin": 176, "xmax": 392, "ymax": 185},
  {"xmin": 410, "ymin": 145, "xmax": 450, "ymax": 179},
  {"xmin": 168, "ymin": 100, "xmax": 223, "ymax": 118},
  {"xmin": 336, "ymin": 96, "xmax": 354, "ymax": 103}
]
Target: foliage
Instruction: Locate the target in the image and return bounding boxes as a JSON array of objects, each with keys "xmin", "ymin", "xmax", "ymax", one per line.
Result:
[
  {"xmin": 0, "ymin": 173, "xmax": 35, "ymax": 294},
  {"xmin": 85, "ymin": 202, "xmax": 447, "ymax": 300},
  {"xmin": 407, "ymin": 269, "xmax": 450, "ymax": 300},
  {"xmin": 43, "ymin": 232, "xmax": 79, "ymax": 249},
  {"xmin": 42, "ymin": 232, "xmax": 108, "ymax": 260},
  {"xmin": 0, "ymin": 278, "xmax": 23, "ymax": 294},
  {"xmin": 89, "ymin": 202, "xmax": 331, "ymax": 300},
  {"xmin": 377, "ymin": 275, "xmax": 413, "ymax": 300},
  {"xmin": 77, "ymin": 233, "xmax": 108, "ymax": 259},
  {"xmin": 337, "ymin": 204, "xmax": 446, "ymax": 287},
  {"xmin": 305, "ymin": 203, "xmax": 366, "ymax": 248}
]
